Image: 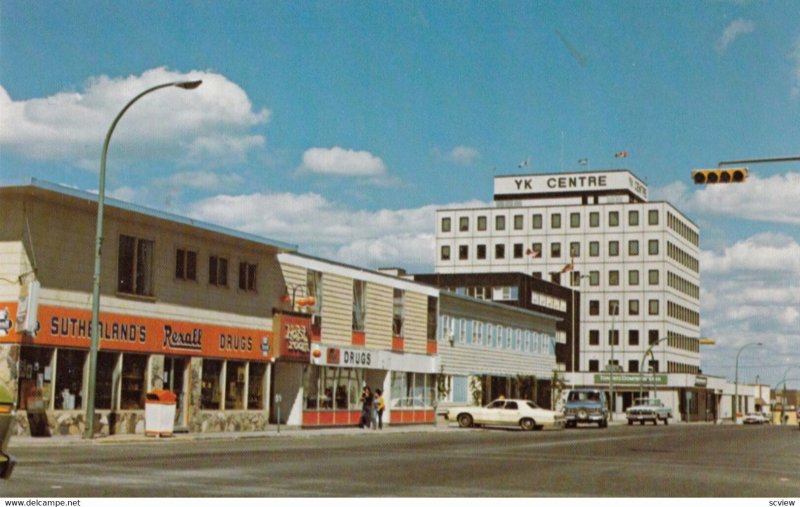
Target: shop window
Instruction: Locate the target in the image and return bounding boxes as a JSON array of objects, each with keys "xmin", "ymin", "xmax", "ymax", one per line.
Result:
[
  {"xmin": 95, "ymin": 351, "xmax": 119, "ymax": 410},
  {"xmin": 393, "ymin": 289, "xmax": 405, "ymax": 337},
  {"xmin": 120, "ymin": 354, "xmax": 147, "ymax": 410},
  {"xmin": 304, "ymin": 367, "xmax": 321, "ymax": 410},
  {"xmin": 352, "ymin": 280, "xmax": 366, "ymax": 332},
  {"xmin": 209, "ymin": 255, "xmax": 229, "ymax": 287},
  {"xmin": 201, "ymin": 359, "xmax": 223, "ymax": 410},
  {"xmin": 391, "ymin": 372, "xmax": 434, "ymax": 409},
  {"xmin": 55, "ymin": 348, "xmax": 85, "ymax": 410},
  {"xmin": 17, "ymin": 346, "xmax": 54, "ymax": 411},
  {"xmin": 118, "ymin": 234, "xmax": 154, "ymax": 296},
  {"xmin": 175, "ymin": 248, "xmax": 197, "ymax": 281},
  {"xmin": 238, "ymin": 262, "xmax": 257, "ymax": 292},
  {"xmin": 304, "ymin": 367, "xmax": 364, "ymax": 411},
  {"xmin": 225, "ymin": 361, "xmax": 246, "ymax": 410},
  {"xmin": 248, "ymin": 362, "xmax": 266, "ymax": 410}
]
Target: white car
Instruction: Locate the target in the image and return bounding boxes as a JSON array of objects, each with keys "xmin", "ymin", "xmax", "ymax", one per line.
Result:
[
  {"xmin": 742, "ymin": 412, "xmax": 770, "ymax": 425},
  {"xmin": 446, "ymin": 398, "xmax": 565, "ymax": 431}
]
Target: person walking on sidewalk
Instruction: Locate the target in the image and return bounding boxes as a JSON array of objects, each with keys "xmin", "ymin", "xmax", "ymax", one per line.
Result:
[
  {"xmin": 359, "ymin": 386, "xmax": 373, "ymax": 429},
  {"xmin": 374, "ymin": 389, "xmax": 386, "ymax": 430}
]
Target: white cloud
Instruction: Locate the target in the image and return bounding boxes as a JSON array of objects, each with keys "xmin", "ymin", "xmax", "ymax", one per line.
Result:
[
  {"xmin": 715, "ymin": 19, "xmax": 755, "ymax": 53},
  {"xmin": 187, "ymin": 192, "xmax": 486, "ymax": 271},
  {"xmin": 0, "ymin": 67, "xmax": 269, "ymax": 168},
  {"xmin": 699, "ymin": 232, "xmax": 800, "ymax": 275},
  {"xmin": 443, "ymin": 145, "xmax": 480, "ymax": 166},
  {"xmin": 298, "ymin": 146, "xmax": 388, "ymax": 177}
]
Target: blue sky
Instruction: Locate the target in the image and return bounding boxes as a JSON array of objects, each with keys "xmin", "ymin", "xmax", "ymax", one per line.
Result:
[{"xmin": 1, "ymin": 0, "xmax": 798, "ymax": 388}]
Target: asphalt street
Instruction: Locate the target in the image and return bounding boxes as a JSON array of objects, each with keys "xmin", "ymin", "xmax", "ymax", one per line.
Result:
[{"xmin": 2, "ymin": 423, "xmax": 799, "ymax": 497}]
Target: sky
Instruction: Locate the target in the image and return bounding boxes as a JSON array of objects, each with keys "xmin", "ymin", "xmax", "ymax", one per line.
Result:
[{"xmin": 1, "ymin": 0, "xmax": 798, "ymax": 389}]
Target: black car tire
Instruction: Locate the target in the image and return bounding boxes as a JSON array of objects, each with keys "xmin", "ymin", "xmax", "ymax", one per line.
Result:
[{"xmin": 457, "ymin": 413, "xmax": 473, "ymax": 428}]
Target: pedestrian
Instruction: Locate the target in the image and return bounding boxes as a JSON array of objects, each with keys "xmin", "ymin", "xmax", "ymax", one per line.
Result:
[
  {"xmin": 359, "ymin": 386, "xmax": 373, "ymax": 429},
  {"xmin": 374, "ymin": 388, "xmax": 385, "ymax": 430}
]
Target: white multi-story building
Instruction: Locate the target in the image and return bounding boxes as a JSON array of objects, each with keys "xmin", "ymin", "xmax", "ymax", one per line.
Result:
[{"xmin": 435, "ymin": 169, "xmax": 706, "ymax": 418}]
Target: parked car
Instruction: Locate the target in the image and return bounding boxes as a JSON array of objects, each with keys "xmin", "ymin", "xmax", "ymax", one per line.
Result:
[
  {"xmin": 446, "ymin": 398, "xmax": 565, "ymax": 431},
  {"xmin": 626, "ymin": 397, "xmax": 672, "ymax": 425},
  {"xmin": 742, "ymin": 412, "xmax": 769, "ymax": 425},
  {"xmin": 563, "ymin": 388, "xmax": 609, "ymax": 428}
]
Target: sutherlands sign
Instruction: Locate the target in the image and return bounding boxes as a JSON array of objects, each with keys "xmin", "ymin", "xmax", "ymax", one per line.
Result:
[
  {"xmin": 494, "ymin": 170, "xmax": 648, "ymax": 201},
  {"xmin": 0, "ymin": 302, "xmax": 273, "ymax": 361}
]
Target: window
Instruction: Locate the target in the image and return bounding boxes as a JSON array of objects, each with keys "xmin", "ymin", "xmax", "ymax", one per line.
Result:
[
  {"xmin": 532, "ymin": 214, "xmax": 543, "ymax": 229},
  {"xmin": 307, "ymin": 269, "xmax": 323, "ymax": 316},
  {"xmin": 209, "ymin": 255, "xmax": 229, "ymax": 287},
  {"xmin": 513, "ymin": 243, "xmax": 523, "ymax": 259},
  {"xmin": 459, "ymin": 216, "xmax": 469, "ymax": 232},
  {"xmin": 352, "ymin": 280, "xmax": 366, "ymax": 331},
  {"xmin": 649, "ymin": 239, "xmax": 660, "ymax": 255},
  {"xmin": 628, "ymin": 240, "xmax": 639, "ymax": 256},
  {"xmin": 427, "ymin": 297, "xmax": 438, "ymax": 342},
  {"xmin": 629, "ymin": 360, "xmax": 639, "ymax": 373},
  {"xmin": 588, "ymin": 359, "xmax": 600, "ymax": 372},
  {"xmin": 589, "ymin": 330, "xmax": 600, "ymax": 345},
  {"xmin": 393, "ymin": 289, "xmax": 405, "ymax": 337},
  {"xmin": 493, "ymin": 286, "xmax": 519, "ymax": 301},
  {"xmin": 589, "ymin": 212, "xmax": 600, "ymax": 227},
  {"xmin": 629, "ymin": 210, "xmax": 639, "ymax": 226},
  {"xmin": 570, "ymin": 242, "xmax": 580, "ymax": 258},
  {"xmin": 238, "ymin": 262, "xmax": 257, "ymax": 291},
  {"xmin": 609, "ymin": 270, "xmax": 619, "ymax": 286},
  {"xmin": 589, "ymin": 271, "xmax": 600, "ymax": 286},
  {"xmin": 94, "ymin": 351, "xmax": 118, "ymax": 410},
  {"xmin": 629, "ymin": 270, "xmax": 640, "ymax": 286},
  {"xmin": 589, "ymin": 241, "xmax": 599, "ymax": 257},
  {"xmin": 570, "ymin": 212, "xmax": 580, "ymax": 228},
  {"xmin": 441, "ymin": 217, "xmax": 451, "ymax": 232},
  {"xmin": 609, "ymin": 211, "xmax": 619, "ymax": 227},
  {"xmin": 551, "ymin": 242, "xmax": 561, "ymax": 258},
  {"xmin": 629, "ymin": 330, "xmax": 640, "ymax": 346},
  {"xmin": 477, "ymin": 216, "xmax": 487, "ymax": 231},
  {"xmin": 476, "ymin": 244, "xmax": 486, "ymax": 260},
  {"xmin": 649, "ymin": 300, "xmax": 660, "ymax": 315},
  {"xmin": 175, "ymin": 248, "xmax": 197, "ymax": 281},
  {"xmin": 248, "ymin": 363, "xmax": 266, "ymax": 410},
  {"xmin": 495, "ymin": 215, "xmax": 506, "ymax": 231},
  {"xmin": 609, "ymin": 241, "xmax": 619, "ymax": 256},
  {"xmin": 513, "ymin": 215, "xmax": 524, "ymax": 230},
  {"xmin": 649, "ymin": 269, "xmax": 660, "ymax": 285},
  {"xmin": 629, "ymin": 299, "xmax": 640, "ymax": 316},
  {"xmin": 609, "ymin": 300, "xmax": 620, "ymax": 316},
  {"xmin": 225, "ymin": 361, "xmax": 246, "ymax": 410},
  {"xmin": 201, "ymin": 359, "xmax": 223, "ymax": 409},
  {"xmin": 121, "ymin": 354, "xmax": 147, "ymax": 409},
  {"xmin": 531, "ymin": 243, "xmax": 542, "ymax": 258},
  {"xmin": 495, "ymin": 244, "xmax": 505, "ymax": 259},
  {"xmin": 608, "ymin": 330, "xmax": 620, "ymax": 346},
  {"xmin": 54, "ymin": 349, "xmax": 85, "ymax": 410},
  {"xmin": 459, "ymin": 245, "xmax": 469, "ymax": 260},
  {"xmin": 441, "ymin": 246, "xmax": 451, "ymax": 261},
  {"xmin": 649, "ymin": 209, "xmax": 659, "ymax": 225},
  {"xmin": 118, "ymin": 235, "xmax": 154, "ymax": 296},
  {"xmin": 551, "ymin": 214, "xmax": 561, "ymax": 229},
  {"xmin": 589, "ymin": 300, "xmax": 599, "ymax": 315}
]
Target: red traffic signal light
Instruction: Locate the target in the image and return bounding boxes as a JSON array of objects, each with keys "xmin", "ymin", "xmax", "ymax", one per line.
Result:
[{"xmin": 691, "ymin": 167, "xmax": 748, "ymax": 184}]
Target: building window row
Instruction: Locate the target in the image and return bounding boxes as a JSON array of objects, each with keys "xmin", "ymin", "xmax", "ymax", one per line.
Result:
[
  {"xmin": 441, "ymin": 239, "xmax": 662, "ymax": 262},
  {"xmin": 667, "ymin": 211, "xmax": 699, "ymax": 246},
  {"xmin": 667, "ymin": 361, "xmax": 700, "ymax": 374},
  {"xmin": 667, "ymin": 331, "xmax": 700, "ymax": 353},
  {"xmin": 587, "ymin": 358, "xmax": 659, "ymax": 373},
  {"xmin": 440, "ymin": 209, "xmax": 662, "ymax": 234},
  {"xmin": 667, "ymin": 241, "xmax": 699, "ymax": 273},
  {"xmin": 667, "ymin": 301, "xmax": 700, "ymax": 326},
  {"xmin": 668, "ymin": 271, "xmax": 700, "ymax": 300},
  {"xmin": 439, "ymin": 315, "xmax": 556, "ymax": 355}
]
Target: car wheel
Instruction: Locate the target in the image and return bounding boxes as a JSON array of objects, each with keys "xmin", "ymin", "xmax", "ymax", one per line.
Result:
[
  {"xmin": 520, "ymin": 418, "xmax": 536, "ymax": 431},
  {"xmin": 457, "ymin": 413, "xmax": 473, "ymax": 428}
]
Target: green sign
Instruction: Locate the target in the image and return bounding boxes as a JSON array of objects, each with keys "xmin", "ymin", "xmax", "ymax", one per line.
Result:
[{"xmin": 594, "ymin": 373, "xmax": 667, "ymax": 385}]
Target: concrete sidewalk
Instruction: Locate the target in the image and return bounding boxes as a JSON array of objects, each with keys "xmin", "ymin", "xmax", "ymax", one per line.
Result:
[{"xmin": 9, "ymin": 423, "xmax": 453, "ymax": 447}]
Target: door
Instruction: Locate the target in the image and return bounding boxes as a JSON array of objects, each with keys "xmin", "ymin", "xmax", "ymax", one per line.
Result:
[
  {"xmin": 501, "ymin": 401, "xmax": 521, "ymax": 425},
  {"xmin": 164, "ymin": 357, "xmax": 187, "ymax": 428}
]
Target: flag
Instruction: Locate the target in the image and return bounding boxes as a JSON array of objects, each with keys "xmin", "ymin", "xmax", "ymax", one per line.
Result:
[
  {"xmin": 615, "ymin": 150, "xmax": 628, "ymax": 158},
  {"xmin": 526, "ymin": 248, "xmax": 541, "ymax": 258},
  {"xmin": 578, "ymin": 158, "xmax": 588, "ymax": 165},
  {"xmin": 518, "ymin": 158, "xmax": 529, "ymax": 168},
  {"xmin": 560, "ymin": 261, "xmax": 573, "ymax": 273}
]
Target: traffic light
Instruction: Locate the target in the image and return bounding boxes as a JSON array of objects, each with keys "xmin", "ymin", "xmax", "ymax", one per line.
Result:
[{"xmin": 691, "ymin": 167, "xmax": 748, "ymax": 184}]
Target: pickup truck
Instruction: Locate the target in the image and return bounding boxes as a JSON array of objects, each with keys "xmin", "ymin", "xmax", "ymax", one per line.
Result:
[{"xmin": 626, "ymin": 397, "xmax": 672, "ymax": 425}]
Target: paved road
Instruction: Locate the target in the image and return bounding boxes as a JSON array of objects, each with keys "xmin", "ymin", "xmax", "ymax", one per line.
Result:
[{"xmin": 2, "ymin": 424, "xmax": 799, "ymax": 497}]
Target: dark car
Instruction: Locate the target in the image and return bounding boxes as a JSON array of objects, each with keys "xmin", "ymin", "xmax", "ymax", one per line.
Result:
[{"xmin": 563, "ymin": 388, "xmax": 609, "ymax": 428}]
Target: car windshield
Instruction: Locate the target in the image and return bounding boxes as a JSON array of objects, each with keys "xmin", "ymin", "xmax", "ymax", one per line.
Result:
[{"xmin": 570, "ymin": 391, "xmax": 599, "ymax": 401}]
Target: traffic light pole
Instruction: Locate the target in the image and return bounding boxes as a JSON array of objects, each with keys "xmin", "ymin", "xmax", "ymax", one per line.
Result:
[{"xmin": 718, "ymin": 156, "xmax": 800, "ymax": 167}]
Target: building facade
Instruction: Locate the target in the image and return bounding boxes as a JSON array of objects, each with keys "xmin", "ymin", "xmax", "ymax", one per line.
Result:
[
  {"xmin": 434, "ymin": 169, "xmax": 706, "ymax": 420},
  {"xmin": 0, "ymin": 181, "xmax": 295, "ymax": 436}
]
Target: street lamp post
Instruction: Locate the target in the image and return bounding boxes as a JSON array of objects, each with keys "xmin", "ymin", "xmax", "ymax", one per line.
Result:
[
  {"xmin": 779, "ymin": 365, "xmax": 800, "ymax": 425},
  {"xmin": 733, "ymin": 342, "xmax": 762, "ymax": 424},
  {"xmin": 609, "ymin": 301, "xmax": 619, "ymax": 421},
  {"xmin": 639, "ymin": 335, "xmax": 669, "ymax": 401},
  {"xmin": 85, "ymin": 79, "xmax": 202, "ymax": 439}
]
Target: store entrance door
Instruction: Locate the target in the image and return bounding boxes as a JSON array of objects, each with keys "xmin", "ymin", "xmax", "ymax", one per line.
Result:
[{"xmin": 164, "ymin": 357, "xmax": 188, "ymax": 430}]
